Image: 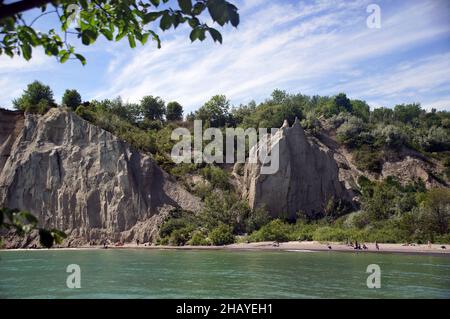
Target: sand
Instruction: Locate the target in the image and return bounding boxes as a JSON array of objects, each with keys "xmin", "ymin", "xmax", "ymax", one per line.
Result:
[{"xmin": 4, "ymin": 241, "xmax": 446, "ymax": 256}]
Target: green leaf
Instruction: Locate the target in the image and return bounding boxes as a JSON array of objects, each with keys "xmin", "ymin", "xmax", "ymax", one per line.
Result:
[
  {"xmin": 60, "ymin": 51, "xmax": 70, "ymax": 63},
  {"xmin": 192, "ymin": 2, "xmax": 206, "ymax": 15},
  {"xmin": 100, "ymin": 29, "xmax": 113, "ymax": 41},
  {"xmin": 178, "ymin": 0, "xmax": 192, "ymax": 14},
  {"xmin": 150, "ymin": 0, "xmax": 160, "ymax": 7},
  {"xmin": 39, "ymin": 228, "xmax": 54, "ymax": 248},
  {"xmin": 21, "ymin": 211, "xmax": 38, "ymax": 225},
  {"xmin": 20, "ymin": 44, "xmax": 32, "ymax": 60},
  {"xmin": 128, "ymin": 34, "xmax": 136, "ymax": 48},
  {"xmin": 208, "ymin": 28, "xmax": 222, "ymax": 44},
  {"xmin": 141, "ymin": 33, "xmax": 150, "ymax": 45},
  {"xmin": 207, "ymin": 0, "xmax": 227, "ymax": 26},
  {"xmin": 160, "ymin": 13, "xmax": 172, "ymax": 31},
  {"xmin": 188, "ymin": 17, "xmax": 200, "ymax": 28},
  {"xmin": 143, "ymin": 12, "xmax": 162, "ymax": 24},
  {"xmin": 227, "ymin": 3, "xmax": 240, "ymax": 27},
  {"xmin": 75, "ymin": 53, "xmax": 86, "ymax": 65},
  {"xmin": 190, "ymin": 28, "xmax": 205, "ymax": 42},
  {"xmin": 51, "ymin": 229, "xmax": 67, "ymax": 244},
  {"xmin": 81, "ymin": 29, "xmax": 98, "ymax": 45}
]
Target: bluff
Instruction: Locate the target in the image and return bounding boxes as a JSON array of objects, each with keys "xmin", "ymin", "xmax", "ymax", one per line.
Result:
[
  {"xmin": 242, "ymin": 118, "xmax": 355, "ymax": 219},
  {"xmin": 0, "ymin": 108, "xmax": 200, "ymax": 247}
]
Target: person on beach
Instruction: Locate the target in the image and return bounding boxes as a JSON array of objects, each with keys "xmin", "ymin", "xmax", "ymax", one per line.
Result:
[{"xmin": 375, "ymin": 241, "xmax": 379, "ymax": 251}]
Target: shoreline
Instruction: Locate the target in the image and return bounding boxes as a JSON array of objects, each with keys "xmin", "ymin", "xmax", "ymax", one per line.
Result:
[{"xmin": 1, "ymin": 241, "xmax": 449, "ymax": 257}]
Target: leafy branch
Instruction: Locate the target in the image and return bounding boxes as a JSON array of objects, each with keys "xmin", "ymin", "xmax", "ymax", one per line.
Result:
[
  {"xmin": 0, "ymin": 207, "xmax": 67, "ymax": 248},
  {"xmin": 0, "ymin": 0, "xmax": 240, "ymax": 65}
]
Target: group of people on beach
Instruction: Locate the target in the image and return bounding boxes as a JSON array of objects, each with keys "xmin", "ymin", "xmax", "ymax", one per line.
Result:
[{"xmin": 346, "ymin": 240, "xmax": 379, "ymax": 251}]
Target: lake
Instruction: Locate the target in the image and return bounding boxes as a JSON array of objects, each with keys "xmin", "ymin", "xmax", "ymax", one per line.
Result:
[{"xmin": 0, "ymin": 249, "xmax": 449, "ymax": 299}]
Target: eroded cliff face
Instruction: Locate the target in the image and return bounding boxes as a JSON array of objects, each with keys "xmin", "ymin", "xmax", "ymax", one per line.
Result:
[
  {"xmin": 243, "ymin": 119, "xmax": 355, "ymax": 219},
  {"xmin": 0, "ymin": 108, "xmax": 200, "ymax": 246}
]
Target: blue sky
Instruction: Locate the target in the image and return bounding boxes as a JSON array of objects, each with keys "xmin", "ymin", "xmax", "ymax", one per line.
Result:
[{"xmin": 1, "ymin": 0, "xmax": 450, "ymax": 112}]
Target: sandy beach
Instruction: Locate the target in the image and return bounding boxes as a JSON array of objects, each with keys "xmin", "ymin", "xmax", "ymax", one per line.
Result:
[{"xmin": 3, "ymin": 241, "xmax": 449, "ymax": 256}]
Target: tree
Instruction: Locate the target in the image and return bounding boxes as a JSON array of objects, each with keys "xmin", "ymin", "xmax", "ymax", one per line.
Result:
[
  {"xmin": 209, "ymin": 224, "xmax": 234, "ymax": 245},
  {"xmin": 12, "ymin": 80, "xmax": 55, "ymax": 113},
  {"xmin": 0, "ymin": 0, "xmax": 240, "ymax": 65},
  {"xmin": 62, "ymin": 89, "xmax": 82, "ymax": 109},
  {"xmin": 195, "ymin": 94, "xmax": 230, "ymax": 127},
  {"xmin": 334, "ymin": 93, "xmax": 352, "ymax": 113},
  {"xmin": 140, "ymin": 95, "xmax": 165, "ymax": 121},
  {"xmin": 166, "ymin": 101, "xmax": 183, "ymax": 121},
  {"xmin": 419, "ymin": 188, "xmax": 450, "ymax": 236},
  {"xmin": 394, "ymin": 103, "xmax": 422, "ymax": 124}
]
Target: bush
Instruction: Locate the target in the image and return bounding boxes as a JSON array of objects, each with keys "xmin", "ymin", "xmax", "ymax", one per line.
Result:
[
  {"xmin": 249, "ymin": 220, "xmax": 292, "ymax": 242},
  {"xmin": 199, "ymin": 191, "xmax": 250, "ymax": 232},
  {"xmin": 169, "ymin": 227, "xmax": 192, "ymax": 246},
  {"xmin": 336, "ymin": 116, "xmax": 369, "ymax": 148},
  {"xmin": 13, "ymin": 81, "xmax": 56, "ymax": 113},
  {"xmin": 201, "ymin": 165, "xmax": 230, "ymax": 190},
  {"xmin": 291, "ymin": 222, "xmax": 317, "ymax": 241},
  {"xmin": 166, "ymin": 101, "xmax": 183, "ymax": 121},
  {"xmin": 188, "ymin": 231, "xmax": 210, "ymax": 246},
  {"xmin": 62, "ymin": 89, "xmax": 82, "ymax": 110},
  {"xmin": 209, "ymin": 224, "xmax": 235, "ymax": 246},
  {"xmin": 373, "ymin": 124, "xmax": 408, "ymax": 149},
  {"xmin": 353, "ymin": 147, "xmax": 383, "ymax": 173}
]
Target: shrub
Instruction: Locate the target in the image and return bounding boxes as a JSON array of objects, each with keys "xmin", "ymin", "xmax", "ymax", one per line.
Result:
[
  {"xmin": 336, "ymin": 116, "xmax": 369, "ymax": 148},
  {"xmin": 188, "ymin": 231, "xmax": 210, "ymax": 246},
  {"xmin": 62, "ymin": 89, "xmax": 82, "ymax": 110},
  {"xmin": 291, "ymin": 222, "xmax": 318, "ymax": 241},
  {"xmin": 166, "ymin": 101, "xmax": 183, "ymax": 121},
  {"xmin": 13, "ymin": 81, "xmax": 56, "ymax": 113},
  {"xmin": 373, "ymin": 124, "xmax": 408, "ymax": 149},
  {"xmin": 249, "ymin": 220, "xmax": 292, "ymax": 242},
  {"xmin": 201, "ymin": 165, "xmax": 230, "ymax": 190},
  {"xmin": 209, "ymin": 224, "xmax": 235, "ymax": 246},
  {"xmin": 353, "ymin": 147, "xmax": 383, "ymax": 173},
  {"xmin": 169, "ymin": 227, "xmax": 192, "ymax": 246},
  {"xmin": 141, "ymin": 95, "xmax": 165, "ymax": 121},
  {"xmin": 245, "ymin": 206, "xmax": 271, "ymax": 233}
]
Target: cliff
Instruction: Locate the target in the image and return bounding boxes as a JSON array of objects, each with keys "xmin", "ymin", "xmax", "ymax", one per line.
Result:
[
  {"xmin": 0, "ymin": 108, "xmax": 201, "ymax": 247},
  {"xmin": 242, "ymin": 118, "xmax": 355, "ymax": 219}
]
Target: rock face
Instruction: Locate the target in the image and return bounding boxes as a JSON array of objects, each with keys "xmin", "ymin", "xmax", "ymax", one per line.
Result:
[
  {"xmin": 243, "ymin": 119, "xmax": 354, "ymax": 219},
  {"xmin": 0, "ymin": 108, "xmax": 200, "ymax": 246}
]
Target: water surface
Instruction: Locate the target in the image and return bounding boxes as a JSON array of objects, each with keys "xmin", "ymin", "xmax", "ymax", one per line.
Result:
[{"xmin": 0, "ymin": 249, "xmax": 449, "ymax": 298}]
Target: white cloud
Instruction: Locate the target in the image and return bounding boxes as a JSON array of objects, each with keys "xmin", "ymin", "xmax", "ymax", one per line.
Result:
[
  {"xmin": 92, "ymin": 0, "xmax": 450, "ymax": 112},
  {"xmin": 1, "ymin": 0, "xmax": 449, "ymax": 112}
]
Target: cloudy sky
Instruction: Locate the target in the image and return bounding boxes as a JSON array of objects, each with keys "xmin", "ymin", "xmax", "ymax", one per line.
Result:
[{"xmin": 1, "ymin": 0, "xmax": 450, "ymax": 112}]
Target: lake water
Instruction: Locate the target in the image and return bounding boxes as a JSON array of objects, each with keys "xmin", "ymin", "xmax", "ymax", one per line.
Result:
[{"xmin": 0, "ymin": 249, "xmax": 449, "ymax": 299}]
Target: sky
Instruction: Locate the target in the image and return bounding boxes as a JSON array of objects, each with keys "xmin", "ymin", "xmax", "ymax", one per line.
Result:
[{"xmin": 1, "ymin": 0, "xmax": 450, "ymax": 112}]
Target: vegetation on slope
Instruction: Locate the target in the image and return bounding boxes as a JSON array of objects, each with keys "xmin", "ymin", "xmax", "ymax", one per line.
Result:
[{"xmin": 6, "ymin": 82, "xmax": 450, "ymax": 245}]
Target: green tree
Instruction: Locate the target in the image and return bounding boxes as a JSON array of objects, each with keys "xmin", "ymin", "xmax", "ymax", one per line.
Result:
[
  {"xmin": 62, "ymin": 89, "xmax": 82, "ymax": 109},
  {"xmin": 12, "ymin": 80, "xmax": 55, "ymax": 113},
  {"xmin": 166, "ymin": 101, "xmax": 183, "ymax": 121},
  {"xmin": 0, "ymin": 0, "xmax": 240, "ymax": 64},
  {"xmin": 141, "ymin": 95, "xmax": 165, "ymax": 121},
  {"xmin": 394, "ymin": 103, "xmax": 422, "ymax": 124},
  {"xmin": 196, "ymin": 94, "xmax": 230, "ymax": 127},
  {"xmin": 209, "ymin": 224, "xmax": 235, "ymax": 245},
  {"xmin": 332, "ymin": 93, "xmax": 353, "ymax": 113},
  {"xmin": 419, "ymin": 188, "xmax": 450, "ymax": 236}
]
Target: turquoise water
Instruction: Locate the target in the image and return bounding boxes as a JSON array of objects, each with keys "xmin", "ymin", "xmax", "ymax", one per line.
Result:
[{"xmin": 0, "ymin": 249, "xmax": 449, "ymax": 299}]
